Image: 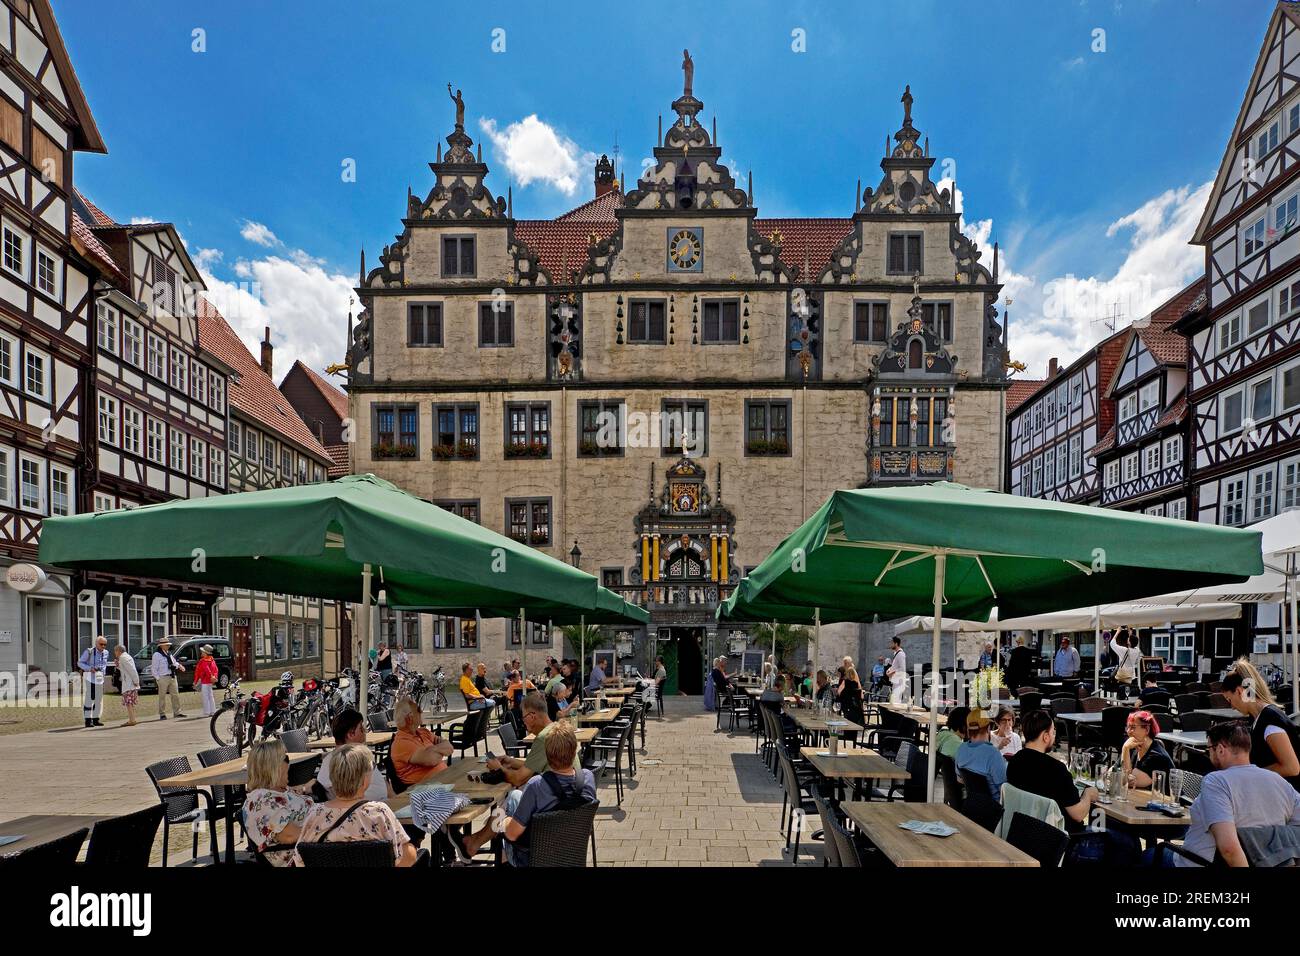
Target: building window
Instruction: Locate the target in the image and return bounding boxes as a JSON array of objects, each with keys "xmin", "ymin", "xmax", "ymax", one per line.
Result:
[
  {"xmin": 97, "ymin": 304, "xmax": 120, "ymax": 354},
  {"xmin": 436, "ymin": 500, "xmax": 480, "ymax": 523},
  {"xmin": 408, "ymin": 303, "xmax": 442, "ymax": 346},
  {"xmin": 77, "ymin": 592, "xmax": 96, "ymax": 654},
  {"xmin": 147, "ymin": 336, "xmax": 165, "ymax": 379},
  {"xmin": 661, "ymin": 399, "xmax": 707, "ymax": 455},
  {"xmin": 854, "ymin": 302, "xmax": 889, "ymax": 343},
  {"xmin": 245, "ymin": 428, "xmax": 258, "ymax": 462},
  {"xmin": 578, "ymin": 400, "xmax": 624, "ymax": 457},
  {"xmin": 0, "ymin": 445, "xmax": 11, "ymax": 506},
  {"xmin": 1280, "ymin": 279, "xmax": 1300, "ymax": 319},
  {"xmin": 24, "ymin": 347, "xmax": 47, "ymax": 400},
  {"xmin": 272, "ymin": 622, "xmax": 287, "ymax": 660},
  {"xmin": 2, "ymin": 221, "xmax": 27, "ymax": 279},
  {"xmin": 1243, "ymin": 217, "xmax": 1266, "ymax": 257},
  {"xmin": 458, "ymin": 618, "xmax": 478, "ymax": 649},
  {"xmin": 745, "ymin": 400, "xmax": 791, "ymax": 456},
  {"xmin": 434, "ymin": 403, "xmax": 478, "ymax": 459},
  {"xmin": 505, "ymin": 402, "xmax": 550, "ymax": 458},
  {"xmin": 98, "ymin": 394, "xmax": 118, "ymax": 445},
  {"xmin": 1167, "ymin": 498, "xmax": 1187, "ymax": 521},
  {"xmin": 1069, "ymin": 434, "xmax": 1082, "ymax": 479},
  {"xmin": 0, "ymin": 331, "xmax": 14, "ymax": 386},
  {"xmin": 1256, "ymin": 120, "xmax": 1280, "ymax": 158},
  {"xmin": 1251, "ymin": 375, "xmax": 1274, "ymax": 422},
  {"xmin": 1284, "ymin": 457, "xmax": 1300, "ymax": 512},
  {"xmin": 1043, "ymin": 447, "xmax": 1055, "ymax": 490},
  {"xmin": 441, "ymin": 236, "xmax": 476, "ymax": 277},
  {"xmin": 101, "ymin": 593, "xmax": 122, "ymax": 648},
  {"xmin": 192, "ymin": 361, "xmax": 206, "ymax": 404},
  {"xmin": 290, "ymin": 623, "xmax": 304, "ymax": 659},
  {"xmin": 628, "ymin": 300, "xmax": 667, "ymax": 344},
  {"xmin": 1220, "ymin": 386, "xmax": 1245, "ymax": 434},
  {"xmin": 122, "ymin": 406, "xmax": 142, "ymax": 455},
  {"xmin": 1247, "ymin": 297, "xmax": 1271, "ymax": 337},
  {"xmin": 1163, "ymin": 435, "xmax": 1182, "ymax": 468},
  {"xmin": 429, "ymin": 616, "xmax": 455, "ymax": 650},
  {"xmin": 151, "ymin": 599, "xmax": 168, "ymax": 645},
  {"xmin": 1118, "ymin": 393, "xmax": 1137, "ymax": 423},
  {"xmin": 170, "ymin": 430, "xmax": 186, "ymax": 472},
  {"xmin": 478, "ymin": 301, "xmax": 514, "ymax": 347},
  {"xmin": 1031, "ymin": 455, "xmax": 1042, "ymax": 495},
  {"xmin": 191, "ymin": 437, "xmax": 207, "ymax": 481},
  {"xmin": 211, "ymin": 448, "xmax": 225, "ymax": 487},
  {"xmin": 127, "ymin": 595, "xmax": 146, "ymax": 653},
  {"xmin": 1138, "ymin": 380, "xmax": 1160, "ymax": 412},
  {"xmin": 152, "ymin": 256, "xmax": 178, "ymax": 314},
  {"xmin": 507, "ymin": 497, "xmax": 551, "ymax": 546},
  {"xmin": 229, "ymin": 421, "xmax": 242, "ymax": 456},
  {"xmin": 1121, "ymin": 452, "xmax": 1139, "ymax": 484},
  {"xmin": 1055, "ymin": 442, "xmax": 1068, "ymax": 485},
  {"xmin": 1144, "ymin": 504, "xmax": 1165, "ymax": 517},
  {"xmin": 123, "ymin": 320, "xmax": 143, "ymax": 367},
  {"xmin": 280, "ymin": 446, "xmax": 292, "ymax": 477},
  {"xmin": 211, "ymin": 374, "xmax": 225, "ymax": 413},
  {"xmin": 93, "ymin": 492, "xmax": 114, "ymax": 513},
  {"xmin": 1223, "ymin": 477, "xmax": 1246, "ymax": 527},
  {"xmin": 1103, "ymin": 460, "xmax": 1118, "ymax": 489},
  {"xmin": 147, "ymin": 419, "xmax": 165, "ymax": 464},
  {"xmin": 1071, "ymin": 378, "xmax": 1083, "ymax": 409},
  {"xmin": 887, "ymin": 233, "xmax": 922, "ymax": 274},
  {"xmin": 169, "ymin": 348, "xmax": 187, "ymax": 394},
  {"xmin": 701, "ymin": 300, "xmax": 740, "ymax": 343},
  {"xmin": 373, "ymin": 404, "xmax": 418, "ymax": 458},
  {"xmin": 921, "ymin": 302, "xmax": 953, "ymax": 341},
  {"xmin": 34, "ymin": 247, "xmax": 58, "ymax": 300},
  {"xmin": 509, "ymin": 620, "xmax": 549, "ymax": 646},
  {"xmin": 50, "ymin": 464, "xmax": 72, "ymax": 517},
  {"xmin": 1252, "ymin": 471, "xmax": 1276, "ymax": 522},
  {"xmin": 1143, "ymin": 443, "xmax": 1160, "ymax": 475},
  {"xmin": 400, "ymin": 613, "xmax": 420, "ymax": 652},
  {"xmin": 262, "ymin": 437, "xmax": 275, "ymax": 470}
]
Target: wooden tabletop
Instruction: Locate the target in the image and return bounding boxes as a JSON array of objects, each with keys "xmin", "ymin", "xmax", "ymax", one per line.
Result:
[
  {"xmin": 1097, "ymin": 790, "xmax": 1191, "ymax": 827},
  {"xmin": 386, "ymin": 757, "xmax": 511, "ymax": 827},
  {"xmin": 578, "ymin": 708, "xmax": 621, "ymax": 724},
  {"xmin": 787, "ymin": 708, "xmax": 864, "ymax": 735},
  {"xmin": 525, "ymin": 726, "xmax": 599, "ymax": 744},
  {"xmin": 0, "ymin": 814, "xmax": 105, "ymax": 857},
  {"xmin": 880, "ymin": 703, "xmax": 935, "ymax": 718},
  {"xmin": 841, "ymin": 802, "xmax": 1039, "ymax": 868},
  {"xmin": 799, "ymin": 745, "xmax": 909, "ymax": 781},
  {"xmin": 307, "ymin": 731, "xmax": 394, "ymax": 750},
  {"xmin": 156, "ymin": 752, "xmax": 319, "ymax": 788}
]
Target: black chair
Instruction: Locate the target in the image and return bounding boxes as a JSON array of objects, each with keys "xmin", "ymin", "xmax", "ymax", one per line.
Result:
[
  {"xmin": 1177, "ymin": 770, "xmax": 1204, "ymax": 805},
  {"xmin": 1005, "ymin": 811, "xmax": 1068, "ymax": 868},
  {"xmin": 1018, "ymin": 691, "xmax": 1043, "ymax": 713},
  {"xmin": 381, "ymin": 749, "xmax": 408, "ymax": 795},
  {"xmin": 937, "ymin": 753, "xmax": 964, "ymax": 811},
  {"xmin": 367, "ymin": 711, "xmax": 392, "ymax": 732},
  {"xmin": 958, "ymin": 770, "xmax": 1002, "ymax": 832},
  {"xmin": 826, "ymin": 809, "xmax": 862, "ymax": 867},
  {"xmin": 145, "ymin": 756, "xmax": 220, "ymax": 866},
  {"xmin": 448, "ymin": 709, "xmax": 488, "ymax": 759},
  {"xmin": 496, "ymin": 721, "xmax": 530, "ymax": 759},
  {"xmin": 1207, "ymin": 693, "xmax": 1230, "ymax": 709},
  {"xmin": 278, "ymin": 728, "xmax": 309, "ymax": 753},
  {"xmin": 811, "ymin": 789, "xmax": 842, "ymax": 867},
  {"xmin": 872, "ymin": 739, "xmax": 924, "ymax": 802},
  {"xmin": 296, "ymin": 839, "xmax": 395, "ymax": 867},
  {"xmin": 198, "ymin": 745, "xmax": 247, "ymax": 847},
  {"xmin": 776, "ymin": 743, "xmax": 818, "ymax": 865},
  {"xmin": 1099, "ymin": 706, "xmax": 1131, "ymax": 755},
  {"xmin": 83, "ymin": 805, "xmax": 165, "ymax": 867},
  {"xmin": 1174, "ymin": 693, "xmax": 1200, "ymax": 716},
  {"xmin": 1177, "ymin": 712, "xmax": 1213, "ymax": 733},
  {"xmin": 654, "ymin": 680, "xmax": 664, "ymax": 717},
  {"xmin": 727, "ymin": 689, "xmax": 754, "ymax": 733},
  {"xmin": 528, "ymin": 801, "xmax": 600, "ymax": 867},
  {"xmin": 588, "ymin": 720, "xmax": 631, "ymax": 806},
  {"xmin": 0, "ymin": 827, "xmax": 88, "ymax": 867}
]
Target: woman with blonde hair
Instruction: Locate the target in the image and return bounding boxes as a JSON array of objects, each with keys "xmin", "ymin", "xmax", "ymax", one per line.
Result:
[
  {"xmin": 836, "ymin": 665, "xmax": 865, "ymax": 741},
  {"xmin": 243, "ymin": 737, "xmax": 312, "ymax": 865},
  {"xmin": 1222, "ymin": 658, "xmax": 1300, "ymax": 792},
  {"xmin": 293, "ymin": 743, "xmax": 418, "ymax": 866}
]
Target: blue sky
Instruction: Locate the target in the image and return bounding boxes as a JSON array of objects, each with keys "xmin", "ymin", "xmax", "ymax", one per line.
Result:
[{"xmin": 55, "ymin": 0, "xmax": 1273, "ymax": 378}]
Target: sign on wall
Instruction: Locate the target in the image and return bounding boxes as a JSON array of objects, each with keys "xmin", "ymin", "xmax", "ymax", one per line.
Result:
[{"xmin": 5, "ymin": 564, "xmax": 47, "ymax": 592}]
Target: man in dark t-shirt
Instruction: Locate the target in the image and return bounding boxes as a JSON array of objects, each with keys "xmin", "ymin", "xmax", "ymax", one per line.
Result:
[{"xmin": 1006, "ymin": 709, "xmax": 1098, "ymax": 833}]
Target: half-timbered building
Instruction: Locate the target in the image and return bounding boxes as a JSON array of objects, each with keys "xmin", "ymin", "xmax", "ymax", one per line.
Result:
[
  {"xmin": 197, "ymin": 301, "xmax": 338, "ymax": 679},
  {"xmin": 68, "ymin": 191, "xmax": 232, "ymax": 657},
  {"xmin": 1005, "ymin": 330, "xmax": 1126, "ymax": 506},
  {"xmin": 346, "ymin": 68, "xmax": 1012, "ymax": 687},
  {"xmin": 1091, "ymin": 280, "xmax": 1200, "ymax": 519},
  {"xmin": 0, "ymin": 0, "xmax": 106, "ymax": 684}
]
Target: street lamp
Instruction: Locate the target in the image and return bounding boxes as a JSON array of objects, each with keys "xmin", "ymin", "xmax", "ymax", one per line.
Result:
[{"xmin": 569, "ymin": 540, "xmax": 582, "ymax": 568}]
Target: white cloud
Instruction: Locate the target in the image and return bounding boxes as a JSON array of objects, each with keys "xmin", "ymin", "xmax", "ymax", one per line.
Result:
[
  {"xmin": 193, "ymin": 247, "xmax": 223, "ymax": 271},
  {"xmin": 937, "ymin": 175, "xmax": 1036, "ymax": 309},
  {"xmin": 129, "ymin": 216, "xmax": 156, "ymax": 225},
  {"xmin": 200, "ymin": 242, "xmax": 355, "ymax": 382},
  {"xmin": 478, "ymin": 115, "xmax": 595, "ymax": 195},
  {"xmin": 240, "ymin": 220, "xmax": 281, "ymax": 247}
]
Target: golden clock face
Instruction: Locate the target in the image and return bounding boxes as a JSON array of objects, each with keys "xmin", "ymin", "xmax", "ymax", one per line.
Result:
[{"xmin": 668, "ymin": 228, "xmax": 702, "ymax": 271}]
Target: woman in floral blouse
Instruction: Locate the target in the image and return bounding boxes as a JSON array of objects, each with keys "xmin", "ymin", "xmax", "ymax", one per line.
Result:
[
  {"xmin": 292, "ymin": 743, "xmax": 417, "ymax": 867},
  {"xmin": 243, "ymin": 738, "xmax": 313, "ymax": 866}
]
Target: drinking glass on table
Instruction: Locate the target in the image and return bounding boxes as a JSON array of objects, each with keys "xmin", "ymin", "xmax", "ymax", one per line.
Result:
[
  {"xmin": 1151, "ymin": 770, "xmax": 1168, "ymax": 802},
  {"xmin": 1168, "ymin": 769, "xmax": 1183, "ymax": 804}
]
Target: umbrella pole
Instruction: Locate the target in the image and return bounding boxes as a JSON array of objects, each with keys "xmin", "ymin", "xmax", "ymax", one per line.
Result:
[
  {"xmin": 359, "ymin": 563, "xmax": 372, "ymax": 718},
  {"xmin": 772, "ymin": 620, "xmax": 777, "ymax": 672},
  {"xmin": 814, "ymin": 607, "xmax": 821, "ymax": 688},
  {"xmin": 579, "ymin": 614, "xmax": 585, "ymax": 690},
  {"xmin": 519, "ymin": 608, "xmax": 526, "ymax": 682},
  {"xmin": 1094, "ymin": 606, "xmax": 1101, "ymax": 696},
  {"xmin": 1290, "ymin": 555, "xmax": 1298, "ymax": 715},
  {"xmin": 926, "ymin": 553, "xmax": 946, "ymax": 803}
]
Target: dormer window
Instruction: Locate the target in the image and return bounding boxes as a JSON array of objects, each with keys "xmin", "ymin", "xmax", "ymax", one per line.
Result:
[
  {"xmin": 441, "ymin": 236, "xmax": 475, "ymax": 277},
  {"xmin": 887, "ymin": 234, "xmax": 922, "ymax": 275}
]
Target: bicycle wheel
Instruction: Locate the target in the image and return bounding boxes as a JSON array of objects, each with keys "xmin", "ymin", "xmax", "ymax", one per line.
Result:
[{"xmin": 210, "ymin": 707, "xmax": 238, "ymax": 748}]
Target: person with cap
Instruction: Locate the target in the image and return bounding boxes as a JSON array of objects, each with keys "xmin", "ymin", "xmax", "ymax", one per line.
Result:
[
  {"xmin": 194, "ymin": 644, "xmax": 219, "ymax": 717},
  {"xmin": 1053, "ymin": 636, "xmax": 1081, "ymax": 678},
  {"xmin": 151, "ymin": 637, "xmax": 186, "ymax": 720},
  {"xmin": 77, "ymin": 635, "xmax": 110, "ymax": 728},
  {"xmin": 956, "ymin": 708, "xmax": 1006, "ymax": 802}
]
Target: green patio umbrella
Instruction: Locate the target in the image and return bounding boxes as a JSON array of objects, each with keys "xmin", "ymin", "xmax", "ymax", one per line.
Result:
[
  {"xmin": 39, "ymin": 474, "xmax": 629, "ymax": 712},
  {"xmin": 718, "ymin": 482, "xmax": 1264, "ymax": 801}
]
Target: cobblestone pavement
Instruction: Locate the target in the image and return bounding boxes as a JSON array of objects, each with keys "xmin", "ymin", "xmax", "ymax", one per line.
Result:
[
  {"xmin": 0, "ymin": 692, "xmax": 817, "ymax": 867},
  {"xmin": 0, "ymin": 681, "xmax": 278, "ymax": 736}
]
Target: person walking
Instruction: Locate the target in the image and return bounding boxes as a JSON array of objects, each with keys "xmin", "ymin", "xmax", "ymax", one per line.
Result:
[
  {"xmin": 1053, "ymin": 636, "xmax": 1081, "ymax": 679},
  {"xmin": 114, "ymin": 643, "xmax": 141, "ymax": 726},
  {"xmin": 78, "ymin": 635, "xmax": 109, "ymax": 727},
  {"xmin": 887, "ymin": 636, "xmax": 909, "ymax": 705},
  {"xmin": 151, "ymin": 637, "xmax": 186, "ymax": 720},
  {"xmin": 194, "ymin": 644, "xmax": 219, "ymax": 717}
]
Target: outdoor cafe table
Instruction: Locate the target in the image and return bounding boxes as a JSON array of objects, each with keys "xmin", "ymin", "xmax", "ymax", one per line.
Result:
[
  {"xmin": 307, "ymin": 731, "xmax": 394, "ymax": 750},
  {"xmin": 386, "ymin": 757, "xmax": 512, "ymax": 831},
  {"xmin": 787, "ymin": 707, "xmax": 864, "ymax": 739},
  {"xmin": 799, "ymin": 744, "xmax": 908, "ymax": 799},
  {"xmin": 423, "ymin": 709, "xmax": 469, "ymax": 728},
  {"xmin": 841, "ymin": 801, "xmax": 1039, "ymax": 868},
  {"xmin": 525, "ymin": 725, "xmax": 599, "ymax": 745},
  {"xmin": 578, "ymin": 708, "xmax": 621, "ymax": 725},
  {"xmin": 1158, "ymin": 730, "xmax": 1208, "ymax": 750},
  {"xmin": 157, "ymin": 751, "xmax": 321, "ymax": 863},
  {"xmin": 1096, "ymin": 790, "xmax": 1193, "ymax": 830},
  {"xmin": 0, "ymin": 814, "xmax": 106, "ymax": 858}
]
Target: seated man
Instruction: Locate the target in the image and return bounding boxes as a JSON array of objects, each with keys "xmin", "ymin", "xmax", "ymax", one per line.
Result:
[
  {"xmin": 956, "ymin": 709, "xmax": 1007, "ymax": 802},
  {"xmin": 586, "ymin": 658, "xmax": 607, "ymax": 693},
  {"xmin": 1135, "ymin": 678, "xmax": 1171, "ymax": 709},
  {"xmin": 760, "ymin": 674, "xmax": 798, "ymax": 736},
  {"xmin": 459, "ymin": 661, "xmax": 492, "ymax": 710},
  {"xmin": 318, "ymin": 708, "xmax": 390, "ymax": 801},
  {"xmin": 502, "ymin": 721, "xmax": 596, "ymax": 867},
  {"xmin": 389, "ymin": 698, "xmax": 453, "ymax": 788},
  {"xmin": 1006, "ymin": 708, "xmax": 1097, "ymax": 832},
  {"xmin": 1157, "ymin": 721, "xmax": 1300, "ymax": 867}
]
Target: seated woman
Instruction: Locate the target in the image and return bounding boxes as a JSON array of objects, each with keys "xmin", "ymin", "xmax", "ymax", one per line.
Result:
[
  {"xmin": 1120, "ymin": 710, "xmax": 1173, "ymax": 789},
  {"xmin": 293, "ymin": 743, "xmax": 418, "ymax": 867},
  {"xmin": 243, "ymin": 737, "xmax": 313, "ymax": 866}
]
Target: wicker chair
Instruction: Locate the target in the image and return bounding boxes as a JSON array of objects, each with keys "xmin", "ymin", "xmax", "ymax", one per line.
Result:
[
  {"xmin": 0, "ymin": 827, "xmax": 88, "ymax": 867},
  {"xmin": 811, "ymin": 789, "xmax": 842, "ymax": 867},
  {"xmin": 145, "ymin": 756, "xmax": 220, "ymax": 866},
  {"xmin": 528, "ymin": 801, "xmax": 600, "ymax": 866},
  {"xmin": 198, "ymin": 745, "xmax": 247, "ymax": 847},
  {"xmin": 296, "ymin": 839, "xmax": 395, "ymax": 867},
  {"xmin": 83, "ymin": 805, "xmax": 165, "ymax": 867}
]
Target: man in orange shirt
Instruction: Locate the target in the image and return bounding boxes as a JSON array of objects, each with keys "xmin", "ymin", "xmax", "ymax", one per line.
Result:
[{"xmin": 390, "ymin": 698, "xmax": 453, "ymax": 787}]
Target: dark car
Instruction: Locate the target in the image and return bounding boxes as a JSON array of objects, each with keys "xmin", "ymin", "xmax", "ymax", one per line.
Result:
[{"xmin": 114, "ymin": 636, "xmax": 234, "ymax": 693}]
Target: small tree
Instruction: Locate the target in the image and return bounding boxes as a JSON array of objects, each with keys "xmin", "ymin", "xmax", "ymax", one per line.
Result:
[{"xmin": 560, "ymin": 623, "xmax": 610, "ymax": 683}]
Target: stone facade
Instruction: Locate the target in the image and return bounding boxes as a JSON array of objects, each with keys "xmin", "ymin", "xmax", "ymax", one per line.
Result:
[{"xmin": 346, "ymin": 69, "xmax": 1010, "ymax": 686}]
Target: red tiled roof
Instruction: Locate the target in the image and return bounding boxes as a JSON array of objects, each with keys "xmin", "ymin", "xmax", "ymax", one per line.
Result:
[
  {"xmin": 71, "ymin": 212, "xmax": 124, "ymax": 280},
  {"xmin": 513, "ymin": 218, "xmax": 618, "ymax": 284},
  {"xmin": 753, "ymin": 218, "xmax": 854, "ymax": 281},
  {"xmin": 326, "ymin": 443, "xmax": 350, "ymax": 479},
  {"xmin": 1089, "ymin": 425, "xmax": 1116, "ymax": 459},
  {"xmin": 195, "ymin": 298, "xmax": 332, "ymax": 461},
  {"xmin": 1006, "ymin": 378, "xmax": 1046, "ymax": 413},
  {"xmin": 1154, "ymin": 394, "xmax": 1188, "ymax": 431},
  {"xmin": 556, "ymin": 189, "xmax": 623, "ymax": 222},
  {"xmin": 285, "ymin": 359, "xmax": 348, "ymax": 422},
  {"xmin": 74, "ymin": 188, "xmax": 117, "ymax": 227}
]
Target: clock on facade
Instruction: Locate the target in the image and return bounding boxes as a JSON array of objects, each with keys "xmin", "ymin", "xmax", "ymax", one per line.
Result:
[{"xmin": 667, "ymin": 227, "xmax": 703, "ymax": 272}]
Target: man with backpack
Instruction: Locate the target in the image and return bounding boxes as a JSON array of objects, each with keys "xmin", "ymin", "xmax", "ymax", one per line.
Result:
[{"xmin": 499, "ymin": 720, "xmax": 596, "ymax": 866}]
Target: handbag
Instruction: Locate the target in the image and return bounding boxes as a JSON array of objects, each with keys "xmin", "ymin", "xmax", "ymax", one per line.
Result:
[{"xmin": 1115, "ymin": 648, "xmax": 1136, "ymax": 685}]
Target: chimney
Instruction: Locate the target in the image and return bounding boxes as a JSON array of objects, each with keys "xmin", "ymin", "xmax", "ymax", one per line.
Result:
[
  {"xmin": 260, "ymin": 326, "xmax": 274, "ymax": 376},
  {"xmin": 594, "ymin": 153, "xmax": 615, "ymax": 198},
  {"xmin": 1047, "ymin": 356, "xmax": 1059, "ymax": 379}
]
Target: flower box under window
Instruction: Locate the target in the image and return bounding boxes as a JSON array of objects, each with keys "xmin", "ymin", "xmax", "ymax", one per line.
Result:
[
  {"xmin": 747, "ymin": 437, "xmax": 790, "ymax": 456},
  {"xmin": 373, "ymin": 443, "xmax": 416, "ymax": 460},
  {"xmin": 529, "ymin": 529, "xmax": 550, "ymax": 545},
  {"xmin": 505, "ymin": 441, "xmax": 548, "ymax": 459}
]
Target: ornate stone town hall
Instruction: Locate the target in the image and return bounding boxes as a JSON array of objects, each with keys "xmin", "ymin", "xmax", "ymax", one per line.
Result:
[{"xmin": 346, "ymin": 59, "xmax": 1011, "ymax": 690}]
